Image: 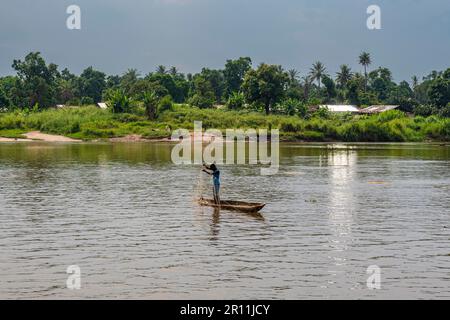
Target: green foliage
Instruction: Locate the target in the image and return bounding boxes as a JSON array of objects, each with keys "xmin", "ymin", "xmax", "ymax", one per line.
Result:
[
  {"xmin": 1, "ymin": 51, "xmax": 450, "ymax": 143},
  {"xmin": 242, "ymin": 63, "xmax": 289, "ymax": 115},
  {"xmin": 226, "ymin": 92, "xmax": 245, "ymax": 110},
  {"xmin": 80, "ymin": 96, "xmax": 94, "ymax": 105},
  {"xmin": 197, "ymin": 68, "xmax": 225, "ymax": 103},
  {"xmin": 77, "ymin": 67, "xmax": 106, "ymax": 103},
  {"xmin": 3, "ymin": 51, "xmax": 449, "ymax": 120},
  {"xmin": 276, "ymin": 98, "xmax": 308, "ymax": 117},
  {"xmin": 321, "ymin": 75, "xmax": 336, "ymax": 101},
  {"xmin": 188, "ymin": 74, "xmax": 218, "ymax": 108},
  {"xmin": 146, "ymin": 72, "xmax": 188, "ymax": 103},
  {"xmin": 314, "ymin": 107, "xmax": 330, "ymax": 119},
  {"xmin": 12, "ymin": 52, "xmax": 59, "ymax": 108},
  {"xmin": 224, "ymin": 57, "xmax": 252, "ymax": 96},
  {"xmin": 414, "ymin": 105, "xmax": 437, "ymax": 117},
  {"xmin": 336, "ymin": 65, "xmax": 353, "ymax": 89},
  {"xmin": 428, "ymin": 77, "xmax": 450, "ymax": 107},
  {"xmin": 0, "ymin": 87, "xmax": 10, "ymax": 110},
  {"xmin": 440, "ymin": 104, "xmax": 450, "ymax": 118},
  {"xmin": 376, "ymin": 110, "xmax": 406, "ymax": 122},
  {"xmin": 188, "ymin": 94, "xmax": 215, "ymax": 109},
  {"xmin": 109, "ymin": 90, "xmax": 131, "ymax": 113},
  {"xmin": 0, "ymin": 105, "xmax": 449, "ymax": 142},
  {"xmin": 158, "ymin": 95, "xmax": 174, "ymax": 114},
  {"xmin": 143, "ymin": 91, "xmax": 159, "ymax": 120},
  {"xmin": 309, "ymin": 61, "xmax": 327, "ymax": 88}
]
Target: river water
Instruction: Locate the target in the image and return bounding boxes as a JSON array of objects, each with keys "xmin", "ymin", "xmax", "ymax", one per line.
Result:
[{"xmin": 0, "ymin": 142, "xmax": 449, "ymax": 299}]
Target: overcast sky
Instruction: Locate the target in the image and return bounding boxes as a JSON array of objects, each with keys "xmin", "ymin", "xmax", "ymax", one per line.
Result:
[{"xmin": 1, "ymin": 0, "xmax": 449, "ymax": 81}]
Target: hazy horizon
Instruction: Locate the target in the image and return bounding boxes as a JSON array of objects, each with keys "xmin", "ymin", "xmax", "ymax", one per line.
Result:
[{"xmin": 1, "ymin": 0, "xmax": 449, "ymax": 82}]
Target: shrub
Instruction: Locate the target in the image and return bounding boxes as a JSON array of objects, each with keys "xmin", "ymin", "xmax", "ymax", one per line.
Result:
[
  {"xmin": 66, "ymin": 98, "xmax": 80, "ymax": 106},
  {"xmin": 158, "ymin": 95, "xmax": 174, "ymax": 114},
  {"xmin": 314, "ymin": 107, "xmax": 330, "ymax": 119},
  {"xmin": 377, "ymin": 110, "xmax": 405, "ymax": 122},
  {"xmin": 109, "ymin": 90, "xmax": 131, "ymax": 113},
  {"xmin": 0, "ymin": 113, "xmax": 24, "ymax": 129},
  {"xmin": 226, "ymin": 92, "xmax": 245, "ymax": 110},
  {"xmin": 188, "ymin": 94, "xmax": 214, "ymax": 109},
  {"xmin": 280, "ymin": 118, "xmax": 303, "ymax": 132},
  {"xmin": 299, "ymin": 130, "xmax": 325, "ymax": 141},
  {"xmin": 277, "ymin": 98, "xmax": 307, "ymax": 117},
  {"xmin": 143, "ymin": 91, "xmax": 159, "ymax": 120},
  {"xmin": 113, "ymin": 113, "xmax": 143, "ymax": 123},
  {"xmin": 439, "ymin": 104, "xmax": 450, "ymax": 118},
  {"xmin": 414, "ymin": 105, "xmax": 436, "ymax": 117},
  {"xmin": 80, "ymin": 96, "xmax": 94, "ymax": 105}
]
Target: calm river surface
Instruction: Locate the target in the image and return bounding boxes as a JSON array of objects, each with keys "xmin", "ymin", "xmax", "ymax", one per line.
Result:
[{"xmin": 0, "ymin": 142, "xmax": 449, "ymax": 299}]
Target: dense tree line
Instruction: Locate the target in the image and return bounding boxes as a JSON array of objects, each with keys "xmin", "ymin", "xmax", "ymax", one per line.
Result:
[{"xmin": 0, "ymin": 52, "xmax": 448, "ymax": 118}]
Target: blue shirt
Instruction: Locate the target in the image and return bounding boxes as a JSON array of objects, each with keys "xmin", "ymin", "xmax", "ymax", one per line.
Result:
[{"xmin": 213, "ymin": 170, "xmax": 220, "ymax": 185}]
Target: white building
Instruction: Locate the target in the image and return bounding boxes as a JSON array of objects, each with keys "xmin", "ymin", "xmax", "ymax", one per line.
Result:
[
  {"xmin": 97, "ymin": 102, "xmax": 108, "ymax": 110},
  {"xmin": 319, "ymin": 105, "xmax": 360, "ymax": 113}
]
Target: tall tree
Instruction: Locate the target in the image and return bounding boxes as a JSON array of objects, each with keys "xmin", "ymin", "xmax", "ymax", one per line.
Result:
[
  {"xmin": 223, "ymin": 57, "xmax": 252, "ymax": 96},
  {"xmin": 242, "ymin": 63, "xmax": 289, "ymax": 115},
  {"xmin": 411, "ymin": 76, "xmax": 419, "ymax": 88},
  {"xmin": 302, "ymin": 76, "xmax": 312, "ymax": 102},
  {"xmin": 0, "ymin": 86, "xmax": 10, "ymax": 109},
  {"xmin": 120, "ymin": 69, "xmax": 140, "ymax": 96},
  {"xmin": 12, "ymin": 52, "xmax": 59, "ymax": 108},
  {"xmin": 309, "ymin": 62, "xmax": 327, "ymax": 89},
  {"xmin": 428, "ymin": 76, "xmax": 450, "ymax": 107},
  {"xmin": 321, "ymin": 75, "xmax": 337, "ymax": 101},
  {"xmin": 288, "ymin": 69, "xmax": 300, "ymax": 85},
  {"xmin": 77, "ymin": 67, "xmax": 106, "ymax": 103},
  {"xmin": 188, "ymin": 76, "xmax": 216, "ymax": 109},
  {"xmin": 169, "ymin": 66, "xmax": 178, "ymax": 76},
  {"xmin": 156, "ymin": 65, "xmax": 167, "ymax": 74},
  {"xmin": 359, "ymin": 52, "xmax": 372, "ymax": 92},
  {"xmin": 198, "ymin": 68, "xmax": 225, "ymax": 103},
  {"xmin": 336, "ymin": 65, "xmax": 352, "ymax": 89},
  {"xmin": 411, "ymin": 75, "xmax": 419, "ymax": 99},
  {"xmin": 143, "ymin": 91, "xmax": 159, "ymax": 120}
]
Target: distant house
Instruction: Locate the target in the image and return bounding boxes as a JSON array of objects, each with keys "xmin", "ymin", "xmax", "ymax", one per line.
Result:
[
  {"xmin": 319, "ymin": 105, "xmax": 360, "ymax": 113},
  {"xmin": 359, "ymin": 105, "xmax": 399, "ymax": 114},
  {"xmin": 97, "ymin": 102, "xmax": 108, "ymax": 110}
]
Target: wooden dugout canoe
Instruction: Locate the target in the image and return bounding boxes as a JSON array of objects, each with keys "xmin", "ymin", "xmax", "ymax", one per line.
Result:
[{"xmin": 198, "ymin": 197, "xmax": 266, "ymax": 213}]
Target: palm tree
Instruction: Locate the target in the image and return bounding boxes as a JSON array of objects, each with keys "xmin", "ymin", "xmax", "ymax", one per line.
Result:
[
  {"xmin": 143, "ymin": 91, "xmax": 159, "ymax": 120},
  {"xmin": 359, "ymin": 52, "xmax": 371, "ymax": 91},
  {"xmin": 411, "ymin": 75, "xmax": 419, "ymax": 88},
  {"xmin": 302, "ymin": 75, "xmax": 312, "ymax": 101},
  {"xmin": 336, "ymin": 65, "xmax": 352, "ymax": 89},
  {"xmin": 156, "ymin": 65, "xmax": 167, "ymax": 74},
  {"xmin": 411, "ymin": 75, "xmax": 419, "ymax": 99},
  {"xmin": 309, "ymin": 62, "xmax": 327, "ymax": 89},
  {"xmin": 169, "ymin": 66, "xmax": 178, "ymax": 76},
  {"xmin": 288, "ymin": 69, "xmax": 300, "ymax": 85}
]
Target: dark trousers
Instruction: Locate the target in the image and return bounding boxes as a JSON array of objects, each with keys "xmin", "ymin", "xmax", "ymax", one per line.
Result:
[{"xmin": 213, "ymin": 184, "xmax": 220, "ymax": 204}]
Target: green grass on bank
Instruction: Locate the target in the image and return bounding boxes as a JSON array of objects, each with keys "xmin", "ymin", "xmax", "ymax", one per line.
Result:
[
  {"xmin": 0, "ymin": 105, "xmax": 449, "ymax": 142},
  {"xmin": 0, "ymin": 128, "xmax": 27, "ymax": 139}
]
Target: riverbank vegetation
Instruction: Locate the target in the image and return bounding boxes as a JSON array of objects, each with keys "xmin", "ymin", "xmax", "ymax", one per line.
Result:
[
  {"xmin": 0, "ymin": 52, "xmax": 449, "ymax": 141},
  {"xmin": 0, "ymin": 105, "xmax": 448, "ymax": 142}
]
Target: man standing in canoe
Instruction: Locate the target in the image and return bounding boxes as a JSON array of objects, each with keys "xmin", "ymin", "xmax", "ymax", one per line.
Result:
[{"xmin": 202, "ymin": 163, "xmax": 220, "ymax": 204}]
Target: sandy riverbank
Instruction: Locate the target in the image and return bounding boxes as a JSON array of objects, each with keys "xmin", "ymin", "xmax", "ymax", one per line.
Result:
[
  {"xmin": 0, "ymin": 131, "xmax": 81, "ymax": 142},
  {"xmin": 24, "ymin": 131, "xmax": 81, "ymax": 142},
  {"xmin": 0, "ymin": 137, "xmax": 33, "ymax": 142},
  {"xmin": 0, "ymin": 131, "xmax": 221, "ymax": 143},
  {"xmin": 3, "ymin": 131, "xmax": 447, "ymax": 144}
]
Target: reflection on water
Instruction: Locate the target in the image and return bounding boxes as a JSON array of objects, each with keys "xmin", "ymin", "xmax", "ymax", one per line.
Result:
[
  {"xmin": 0, "ymin": 142, "xmax": 449, "ymax": 299},
  {"xmin": 327, "ymin": 149, "xmax": 358, "ymax": 289}
]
